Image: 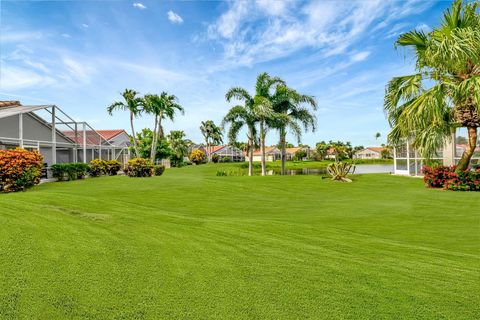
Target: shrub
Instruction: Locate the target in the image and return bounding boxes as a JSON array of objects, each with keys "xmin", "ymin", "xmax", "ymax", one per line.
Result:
[
  {"xmin": 189, "ymin": 149, "xmax": 206, "ymax": 165},
  {"xmin": 221, "ymin": 156, "xmax": 231, "ymax": 163},
  {"xmin": 444, "ymin": 169, "xmax": 480, "ymax": 191},
  {"xmin": 154, "ymin": 165, "xmax": 165, "ymax": 176},
  {"xmin": 125, "ymin": 158, "xmax": 154, "ymax": 177},
  {"xmin": 0, "ymin": 148, "xmax": 43, "ymax": 192},
  {"xmin": 105, "ymin": 160, "xmax": 122, "ymax": 176},
  {"xmin": 216, "ymin": 170, "xmax": 227, "ymax": 176},
  {"xmin": 51, "ymin": 163, "xmax": 89, "ymax": 181},
  {"xmin": 327, "ymin": 162, "xmax": 356, "ymax": 182},
  {"xmin": 422, "ymin": 165, "xmax": 480, "ymax": 191},
  {"xmin": 294, "ymin": 149, "xmax": 307, "ymax": 161},
  {"xmin": 211, "ymin": 154, "xmax": 220, "ymax": 163},
  {"xmin": 422, "ymin": 166, "xmax": 456, "ymax": 188},
  {"xmin": 89, "ymin": 159, "xmax": 107, "ymax": 177}
]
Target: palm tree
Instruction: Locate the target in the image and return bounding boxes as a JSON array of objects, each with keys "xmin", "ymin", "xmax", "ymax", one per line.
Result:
[
  {"xmin": 108, "ymin": 89, "xmax": 144, "ymax": 157},
  {"xmin": 143, "ymin": 93, "xmax": 184, "ymax": 163},
  {"xmin": 375, "ymin": 132, "xmax": 381, "ymax": 141},
  {"xmin": 384, "ymin": 0, "xmax": 479, "ymax": 171},
  {"xmin": 167, "ymin": 130, "xmax": 189, "ymax": 166},
  {"xmin": 271, "ymin": 85, "xmax": 317, "ymax": 175},
  {"xmin": 223, "ymin": 89, "xmax": 257, "ymax": 176},
  {"xmin": 200, "ymin": 120, "xmax": 223, "ymax": 162}
]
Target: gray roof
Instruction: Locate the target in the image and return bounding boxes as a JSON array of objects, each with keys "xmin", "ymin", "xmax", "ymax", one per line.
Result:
[{"xmin": 0, "ymin": 105, "xmax": 51, "ymax": 119}]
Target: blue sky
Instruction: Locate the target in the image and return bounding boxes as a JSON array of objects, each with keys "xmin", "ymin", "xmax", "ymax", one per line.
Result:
[{"xmin": 0, "ymin": 0, "xmax": 452, "ymax": 147}]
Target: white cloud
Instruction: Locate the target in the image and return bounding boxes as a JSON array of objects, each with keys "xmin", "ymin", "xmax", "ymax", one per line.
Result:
[
  {"xmin": 0, "ymin": 31, "xmax": 43, "ymax": 42},
  {"xmin": 416, "ymin": 23, "xmax": 431, "ymax": 32},
  {"xmin": 0, "ymin": 66, "xmax": 55, "ymax": 90},
  {"xmin": 82, "ymin": 23, "xmax": 89, "ymax": 28},
  {"xmin": 61, "ymin": 33, "xmax": 72, "ymax": 38},
  {"xmin": 206, "ymin": 0, "xmax": 435, "ymax": 67},
  {"xmin": 167, "ymin": 11, "xmax": 183, "ymax": 24},
  {"xmin": 62, "ymin": 57, "xmax": 95, "ymax": 83},
  {"xmin": 133, "ymin": 2, "xmax": 147, "ymax": 10}
]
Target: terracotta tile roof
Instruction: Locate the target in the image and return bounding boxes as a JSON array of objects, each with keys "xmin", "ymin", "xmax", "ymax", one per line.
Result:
[
  {"xmin": 209, "ymin": 145, "xmax": 226, "ymax": 153},
  {"xmin": 61, "ymin": 129, "xmax": 127, "ymax": 145},
  {"xmin": 0, "ymin": 101, "xmax": 21, "ymax": 108},
  {"xmin": 285, "ymin": 147, "xmax": 302, "ymax": 155},
  {"xmin": 252, "ymin": 146, "xmax": 279, "ymax": 156},
  {"xmin": 365, "ymin": 147, "xmax": 385, "ymax": 153}
]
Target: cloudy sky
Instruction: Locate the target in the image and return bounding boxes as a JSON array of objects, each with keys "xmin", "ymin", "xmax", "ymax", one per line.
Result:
[{"xmin": 0, "ymin": 0, "xmax": 451, "ymax": 147}]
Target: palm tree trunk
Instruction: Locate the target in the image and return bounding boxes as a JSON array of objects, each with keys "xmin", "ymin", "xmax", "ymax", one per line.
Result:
[
  {"xmin": 457, "ymin": 126, "xmax": 478, "ymax": 171},
  {"xmin": 130, "ymin": 111, "xmax": 139, "ymax": 157},
  {"xmin": 280, "ymin": 128, "xmax": 286, "ymax": 175},
  {"xmin": 260, "ymin": 120, "xmax": 266, "ymax": 176},
  {"xmin": 248, "ymin": 129, "xmax": 254, "ymax": 176},
  {"xmin": 150, "ymin": 115, "xmax": 158, "ymax": 163}
]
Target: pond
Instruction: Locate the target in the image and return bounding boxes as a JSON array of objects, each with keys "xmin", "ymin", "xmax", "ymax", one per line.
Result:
[{"xmin": 265, "ymin": 164, "xmax": 394, "ymax": 176}]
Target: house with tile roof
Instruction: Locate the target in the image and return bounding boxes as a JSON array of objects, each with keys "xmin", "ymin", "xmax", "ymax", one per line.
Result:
[
  {"xmin": 246, "ymin": 146, "xmax": 282, "ymax": 162},
  {"xmin": 354, "ymin": 147, "xmax": 385, "ymax": 159},
  {"xmin": 0, "ymin": 101, "xmax": 130, "ymax": 173}
]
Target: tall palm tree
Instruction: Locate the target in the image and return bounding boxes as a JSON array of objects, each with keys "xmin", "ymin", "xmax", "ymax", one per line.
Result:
[
  {"xmin": 143, "ymin": 93, "xmax": 184, "ymax": 163},
  {"xmin": 384, "ymin": 0, "xmax": 479, "ymax": 171},
  {"xmin": 200, "ymin": 120, "xmax": 223, "ymax": 162},
  {"xmin": 224, "ymin": 89, "xmax": 257, "ymax": 176},
  {"xmin": 271, "ymin": 85, "xmax": 317, "ymax": 175},
  {"xmin": 108, "ymin": 89, "xmax": 144, "ymax": 157}
]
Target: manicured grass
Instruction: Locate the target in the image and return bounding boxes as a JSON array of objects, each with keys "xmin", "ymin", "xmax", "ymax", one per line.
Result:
[{"xmin": 0, "ymin": 165, "xmax": 478, "ymax": 319}]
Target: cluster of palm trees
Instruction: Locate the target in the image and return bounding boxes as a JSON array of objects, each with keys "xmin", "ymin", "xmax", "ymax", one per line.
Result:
[
  {"xmin": 222, "ymin": 72, "xmax": 317, "ymax": 176},
  {"xmin": 199, "ymin": 120, "xmax": 223, "ymax": 162},
  {"xmin": 108, "ymin": 89, "xmax": 184, "ymax": 163}
]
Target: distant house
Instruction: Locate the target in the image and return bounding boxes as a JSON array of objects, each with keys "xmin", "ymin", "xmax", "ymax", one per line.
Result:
[
  {"xmin": 246, "ymin": 147, "xmax": 281, "ymax": 162},
  {"xmin": 354, "ymin": 147, "xmax": 384, "ymax": 159},
  {"xmin": 210, "ymin": 145, "xmax": 244, "ymax": 162},
  {"xmin": 187, "ymin": 144, "xmax": 244, "ymax": 162},
  {"xmin": 285, "ymin": 147, "xmax": 310, "ymax": 161}
]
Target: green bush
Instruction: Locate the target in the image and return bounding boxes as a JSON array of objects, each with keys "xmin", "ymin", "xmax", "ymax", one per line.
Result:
[
  {"xmin": 154, "ymin": 165, "xmax": 165, "ymax": 176},
  {"xmin": 125, "ymin": 158, "xmax": 154, "ymax": 177},
  {"xmin": 0, "ymin": 149, "xmax": 43, "ymax": 192},
  {"xmin": 211, "ymin": 154, "xmax": 220, "ymax": 163},
  {"xmin": 221, "ymin": 156, "xmax": 231, "ymax": 163},
  {"xmin": 51, "ymin": 163, "xmax": 89, "ymax": 181},
  {"xmin": 106, "ymin": 160, "xmax": 122, "ymax": 176},
  {"xmin": 89, "ymin": 159, "xmax": 107, "ymax": 177}
]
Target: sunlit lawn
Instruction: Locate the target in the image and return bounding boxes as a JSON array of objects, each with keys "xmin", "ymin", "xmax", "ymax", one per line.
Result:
[{"xmin": 0, "ymin": 164, "xmax": 478, "ymax": 319}]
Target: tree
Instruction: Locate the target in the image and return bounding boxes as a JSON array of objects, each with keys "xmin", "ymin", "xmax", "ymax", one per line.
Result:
[
  {"xmin": 222, "ymin": 99, "xmax": 257, "ymax": 176},
  {"xmin": 384, "ymin": 0, "xmax": 479, "ymax": 171},
  {"xmin": 143, "ymin": 93, "xmax": 184, "ymax": 163},
  {"xmin": 271, "ymin": 84, "xmax": 317, "ymax": 175},
  {"xmin": 315, "ymin": 141, "xmax": 330, "ymax": 160},
  {"xmin": 131, "ymin": 128, "xmax": 172, "ymax": 160},
  {"xmin": 200, "ymin": 120, "xmax": 223, "ymax": 162},
  {"xmin": 375, "ymin": 132, "xmax": 381, "ymax": 140},
  {"xmin": 108, "ymin": 89, "xmax": 143, "ymax": 157},
  {"xmin": 167, "ymin": 130, "xmax": 189, "ymax": 167}
]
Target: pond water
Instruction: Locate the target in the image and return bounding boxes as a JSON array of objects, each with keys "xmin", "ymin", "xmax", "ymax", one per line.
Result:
[{"xmin": 265, "ymin": 164, "xmax": 393, "ymax": 176}]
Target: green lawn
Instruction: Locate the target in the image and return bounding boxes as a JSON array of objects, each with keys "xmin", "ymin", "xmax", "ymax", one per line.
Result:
[{"xmin": 0, "ymin": 164, "xmax": 478, "ymax": 319}]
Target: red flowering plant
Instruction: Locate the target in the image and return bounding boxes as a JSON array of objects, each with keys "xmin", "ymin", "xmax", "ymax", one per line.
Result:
[
  {"xmin": 445, "ymin": 168, "xmax": 480, "ymax": 191},
  {"xmin": 422, "ymin": 166, "xmax": 457, "ymax": 188},
  {"xmin": 0, "ymin": 148, "xmax": 43, "ymax": 192}
]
